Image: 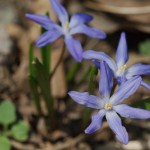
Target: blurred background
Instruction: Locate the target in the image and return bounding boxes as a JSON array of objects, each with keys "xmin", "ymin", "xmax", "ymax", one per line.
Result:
[{"xmin": 0, "ymin": 0, "xmax": 150, "ymax": 149}]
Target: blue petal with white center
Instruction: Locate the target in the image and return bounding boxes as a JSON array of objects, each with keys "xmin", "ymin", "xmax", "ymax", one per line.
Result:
[
  {"xmin": 106, "ymin": 111, "xmax": 128, "ymax": 145},
  {"xmin": 68, "ymin": 66, "xmax": 150, "ymax": 144},
  {"xmin": 110, "ymin": 76, "xmax": 141, "ymax": 105},
  {"xmin": 26, "ymin": 0, "xmax": 106, "ymax": 62},
  {"xmin": 83, "ymin": 32, "xmax": 150, "ymax": 89},
  {"xmin": 69, "ymin": 13, "xmax": 93, "ymax": 28},
  {"xmin": 68, "ymin": 91, "xmax": 104, "ymax": 109},
  {"xmin": 85, "ymin": 110, "xmax": 105, "ymax": 134},
  {"xmin": 114, "ymin": 104, "xmax": 150, "ymax": 119},
  {"xmin": 50, "ymin": 0, "xmax": 68, "ymax": 24},
  {"xmin": 116, "ymin": 32, "xmax": 128, "ymax": 68}
]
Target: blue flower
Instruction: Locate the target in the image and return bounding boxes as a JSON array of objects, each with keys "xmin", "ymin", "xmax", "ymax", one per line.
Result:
[
  {"xmin": 83, "ymin": 32, "xmax": 150, "ymax": 89},
  {"xmin": 68, "ymin": 61, "xmax": 150, "ymax": 144},
  {"xmin": 25, "ymin": 0, "xmax": 106, "ymax": 62}
]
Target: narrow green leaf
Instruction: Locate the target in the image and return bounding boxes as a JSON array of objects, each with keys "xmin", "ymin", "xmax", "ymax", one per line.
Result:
[
  {"xmin": 11, "ymin": 121, "xmax": 29, "ymax": 142},
  {"xmin": 40, "ymin": 44, "xmax": 51, "ymax": 74},
  {"xmin": 28, "ymin": 75, "xmax": 42, "ymax": 115},
  {"xmin": 29, "ymin": 44, "xmax": 35, "ymax": 77},
  {"xmin": 77, "ymin": 67, "xmax": 91, "ymax": 85},
  {"xmin": 132, "ymin": 98, "xmax": 150, "ymax": 110},
  {"xmin": 33, "ymin": 58, "xmax": 54, "ymax": 118},
  {"xmin": 0, "ymin": 101, "xmax": 16, "ymax": 126},
  {"xmin": 66, "ymin": 62, "xmax": 81, "ymax": 82},
  {"xmin": 0, "ymin": 136, "xmax": 11, "ymax": 150},
  {"xmin": 82, "ymin": 66, "xmax": 98, "ymax": 127},
  {"xmin": 88, "ymin": 66, "xmax": 98, "ymax": 94},
  {"xmin": 82, "ymin": 107, "xmax": 92, "ymax": 129}
]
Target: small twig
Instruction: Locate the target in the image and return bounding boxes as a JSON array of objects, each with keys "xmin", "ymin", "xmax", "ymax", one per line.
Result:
[
  {"xmin": 11, "ymin": 140, "xmax": 35, "ymax": 150},
  {"xmin": 50, "ymin": 44, "xmax": 65, "ymax": 78},
  {"xmin": 54, "ymin": 134, "xmax": 85, "ymax": 150}
]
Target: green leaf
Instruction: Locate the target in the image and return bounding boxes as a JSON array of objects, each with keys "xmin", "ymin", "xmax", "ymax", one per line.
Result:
[
  {"xmin": 29, "ymin": 44, "xmax": 35, "ymax": 77},
  {"xmin": 139, "ymin": 39, "xmax": 150, "ymax": 56},
  {"xmin": 32, "ymin": 58, "xmax": 54, "ymax": 118},
  {"xmin": 66, "ymin": 62, "xmax": 81, "ymax": 82},
  {"xmin": 132, "ymin": 98, "xmax": 150, "ymax": 110},
  {"xmin": 40, "ymin": 44, "xmax": 51, "ymax": 75},
  {"xmin": 0, "ymin": 100, "xmax": 16, "ymax": 126},
  {"xmin": 145, "ymin": 102, "xmax": 150, "ymax": 110},
  {"xmin": 28, "ymin": 75, "xmax": 42, "ymax": 115},
  {"xmin": 0, "ymin": 136, "xmax": 11, "ymax": 150},
  {"xmin": 81, "ymin": 66, "xmax": 98, "ymax": 128},
  {"xmin": 82, "ymin": 107, "xmax": 92, "ymax": 128},
  {"xmin": 78, "ymin": 67, "xmax": 91, "ymax": 85},
  {"xmin": 11, "ymin": 121, "xmax": 29, "ymax": 142},
  {"xmin": 88, "ymin": 66, "xmax": 98, "ymax": 94},
  {"xmin": 145, "ymin": 79, "xmax": 150, "ymax": 84}
]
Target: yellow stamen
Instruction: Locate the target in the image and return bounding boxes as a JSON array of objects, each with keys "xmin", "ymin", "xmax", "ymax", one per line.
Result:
[
  {"xmin": 105, "ymin": 103, "xmax": 112, "ymax": 110},
  {"xmin": 116, "ymin": 64, "xmax": 127, "ymax": 76},
  {"xmin": 63, "ymin": 22, "xmax": 69, "ymax": 32},
  {"xmin": 119, "ymin": 64, "xmax": 127, "ymax": 73}
]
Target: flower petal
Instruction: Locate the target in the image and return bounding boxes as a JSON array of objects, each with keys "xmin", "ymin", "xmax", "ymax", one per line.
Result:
[
  {"xmin": 99, "ymin": 61, "xmax": 113, "ymax": 99},
  {"xmin": 93, "ymin": 60, "xmax": 114, "ymax": 97},
  {"xmin": 85, "ymin": 109, "xmax": 105, "ymax": 134},
  {"xmin": 25, "ymin": 13, "xmax": 55, "ymax": 30},
  {"xmin": 110, "ymin": 76, "xmax": 142, "ymax": 105},
  {"xmin": 114, "ymin": 104, "xmax": 150, "ymax": 119},
  {"xmin": 69, "ymin": 13, "xmax": 93, "ymax": 28},
  {"xmin": 83, "ymin": 50, "xmax": 117, "ymax": 72},
  {"xmin": 116, "ymin": 76, "xmax": 127, "ymax": 85},
  {"xmin": 93, "ymin": 60, "xmax": 100, "ymax": 69},
  {"xmin": 106, "ymin": 111, "xmax": 128, "ymax": 145},
  {"xmin": 68, "ymin": 91, "xmax": 104, "ymax": 109},
  {"xmin": 36, "ymin": 30, "xmax": 62, "ymax": 47},
  {"xmin": 141, "ymin": 81, "xmax": 150, "ymax": 90},
  {"xmin": 64, "ymin": 36, "xmax": 83, "ymax": 62},
  {"xmin": 70, "ymin": 24, "xmax": 106, "ymax": 39},
  {"xmin": 50, "ymin": 0, "xmax": 68, "ymax": 24},
  {"xmin": 126, "ymin": 63, "xmax": 150, "ymax": 79},
  {"xmin": 116, "ymin": 32, "xmax": 128, "ymax": 68}
]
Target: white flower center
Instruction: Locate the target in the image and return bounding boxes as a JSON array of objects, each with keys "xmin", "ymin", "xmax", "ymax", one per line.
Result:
[
  {"xmin": 105, "ymin": 103, "xmax": 112, "ymax": 110},
  {"xmin": 63, "ymin": 22, "xmax": 69, "ymax": 34},
  {"xmin": 116, "ymin": 64, "xmax": 127, "ymax": 76}
]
